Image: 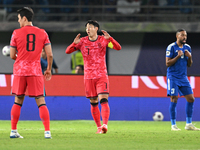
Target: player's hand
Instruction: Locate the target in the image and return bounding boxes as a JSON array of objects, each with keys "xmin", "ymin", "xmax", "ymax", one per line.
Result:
[
  {"xmin": 177, "ymin": 50, "xmax": 183, "ymax": 57},
  {"xmin": 44, "ymin": 69, "xmax": 52, "ymax": 81},
  {"xmin": 74, "ymin": 33, "xmax": 81, "ymax": 44},
  {"xmin": 102, "ymin": 30, "xmax": 110, "ymax": 40},
  {"xmin": 184, "ymin": 50, "xmax": 191, "ymax": 58}
]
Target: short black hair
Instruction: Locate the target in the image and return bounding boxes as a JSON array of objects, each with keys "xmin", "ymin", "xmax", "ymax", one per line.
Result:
[
  {"xmin": 176, "ymin": 28, "xmax": 186, "ymax": 34},
  {"xmin": 17, "ymin": 7, "xmax": 34, "ymax": 21},
  {"xmin": 85, "ymin": 20, "xmax": 100, "ymax": 30}
]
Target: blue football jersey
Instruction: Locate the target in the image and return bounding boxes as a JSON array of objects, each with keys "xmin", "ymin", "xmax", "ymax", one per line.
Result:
[{"xmin": 166, "ymin": 42, "xmax": 191, "ymax": 80}]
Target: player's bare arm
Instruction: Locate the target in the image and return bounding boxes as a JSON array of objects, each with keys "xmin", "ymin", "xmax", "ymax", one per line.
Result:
[
  {"xmin": 166, "ymin": 50, "xmax": 183, "ymax": 67},
  {"xmin": 44, "ymin": 44, "xmax": 53, "ymax": 81},
  {"xmin": 10, "ymin": 47, "xmax": 17, "ymax": 60},
  {"xmin": 185, "ymin": 50, "xmax": 193, "ymax": 67}
]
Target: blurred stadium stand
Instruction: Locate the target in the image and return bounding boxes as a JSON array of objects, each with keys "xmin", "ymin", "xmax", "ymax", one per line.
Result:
[
  {"xmin": 1, "ymin": 0, "xmax": 200, "ymax": 75},
  {"xmin": 0, "ymin": 0, "xmax": 199, "ymax": 32}
]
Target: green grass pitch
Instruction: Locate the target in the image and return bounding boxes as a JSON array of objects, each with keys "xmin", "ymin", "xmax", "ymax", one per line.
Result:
[{"xmin": 1, "ymin": 120, "xmax": 200, "ymax": 150}]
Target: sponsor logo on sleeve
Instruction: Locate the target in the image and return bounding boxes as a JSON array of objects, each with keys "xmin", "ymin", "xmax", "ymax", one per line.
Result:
[{"xmin": 166, "ymin": 51, "xmax": 170, "ymax": 56}]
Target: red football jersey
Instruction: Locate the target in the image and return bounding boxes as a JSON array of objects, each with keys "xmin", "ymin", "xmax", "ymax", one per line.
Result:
[
  {"xmin": 66, "ymin": 35, "xmax": 121, "ymax": 79},
  {"xmin": 10, "ymin": 26, "xmax": 50, "ymax": 76}
]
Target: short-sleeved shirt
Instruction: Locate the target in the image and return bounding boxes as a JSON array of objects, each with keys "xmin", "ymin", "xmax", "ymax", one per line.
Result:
[
  {"xmin": 74, "ymin": 35, "xmax": 110, "ymax": 79},
  {"xmin": 10, "ymin": 25, "xmax": 51, "ymax": 76},
  {"xmin": 166, "ymin": 42, "xmax": 191, "ymax": 80}
]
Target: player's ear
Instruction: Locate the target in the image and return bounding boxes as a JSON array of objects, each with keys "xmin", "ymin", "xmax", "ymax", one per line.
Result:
[
  {"xmin": 176, "ymin": 32, "xmax": 179, "ymax": 39},
  {"xmin": 95, "ymin": 27, "xmax": 98, "ymax": 32},
  {"xmin": 23, "ymin": 16, "xmax": 27, "ymax": 22}
]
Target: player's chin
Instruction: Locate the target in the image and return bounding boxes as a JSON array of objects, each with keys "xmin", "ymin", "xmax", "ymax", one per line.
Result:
[{"xmin": 181, "ymin": 41, "xmax": 186, "ymax": 44}]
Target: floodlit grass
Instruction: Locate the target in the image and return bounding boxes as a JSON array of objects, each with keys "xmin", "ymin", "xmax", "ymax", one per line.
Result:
[{"xmin": 0, "ymin": 120, "xmax": 200, "ymax": 150}]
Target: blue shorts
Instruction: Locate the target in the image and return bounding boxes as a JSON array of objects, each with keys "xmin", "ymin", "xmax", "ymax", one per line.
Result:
[{"xmin": 167, "ymin": 77, "xmax": 193, "ymax": 96}]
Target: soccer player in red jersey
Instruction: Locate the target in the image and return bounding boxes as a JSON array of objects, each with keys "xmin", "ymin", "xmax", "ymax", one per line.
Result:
[
  {"xmin": 66, "ymin": 20, "xmax": 121, "ymax": 134},
  {"xmin": 9, "ymin": 7, "xmax": 53, "ymax": 139}
]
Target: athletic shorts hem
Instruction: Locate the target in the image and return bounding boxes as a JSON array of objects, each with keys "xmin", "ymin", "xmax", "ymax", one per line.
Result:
[
  {"xmin": 98, "ymin": 92, "xmax": 109, "ymax": 95},
  {"xmin": 12, "ymin": 93, "xmax": 25, "ymax": 97},
  {"xmin": 29, "ymin": 94, "xmax": 44, "ymax": 98},
  {"xmin": 86, "ymin": 96, "xmax": 98, "ymax": 99}
]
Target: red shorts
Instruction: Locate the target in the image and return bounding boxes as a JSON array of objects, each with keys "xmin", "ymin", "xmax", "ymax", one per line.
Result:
[
  {"xmin": 84, "ymin": 76, "xmax": 109, "ymax": 98},
  {"xmin": 12, "ymin": 76, "xmax": 45, "ymax": 97}
]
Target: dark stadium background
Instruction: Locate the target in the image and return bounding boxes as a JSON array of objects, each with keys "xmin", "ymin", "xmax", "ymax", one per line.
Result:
[{"xmin": 0, "ymin": 1, "xmax": 200, "ymax": 121}]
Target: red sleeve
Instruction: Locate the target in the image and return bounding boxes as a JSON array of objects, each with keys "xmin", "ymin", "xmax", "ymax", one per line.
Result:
[
  {"xmin": 65, "ymin": 42, "xmax": 78, "ymax": 54},
  {"xmin": 10, "ymin": 30, "xmax": 17, "ymax": 48},
  {"xmin": 108, "ymin": 37, "xmax": 121, "ymax": 50}
]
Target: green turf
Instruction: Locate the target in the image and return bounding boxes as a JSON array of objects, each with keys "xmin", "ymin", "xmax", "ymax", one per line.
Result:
[{"xmin": 1, "ymin": 120, "xmax": 200, "ymax": 150}]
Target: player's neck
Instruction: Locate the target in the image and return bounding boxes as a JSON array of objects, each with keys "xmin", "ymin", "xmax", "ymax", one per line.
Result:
[
  {"xmin": 89, "ymin": 34, "xmax": 98, "ymax": 41},
  {"xmin": 23, "ymin": 22, "xmax": 33, "ymax": 27},
  {"xmin": 176, "ymin": 41, "xmax": 183, "ymax": 48}
]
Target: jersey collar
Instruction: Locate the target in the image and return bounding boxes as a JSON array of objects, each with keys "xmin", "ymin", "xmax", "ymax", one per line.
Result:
[{"xmin": 88, "ymin": 35, "xmax": 98, "ymax": 42}]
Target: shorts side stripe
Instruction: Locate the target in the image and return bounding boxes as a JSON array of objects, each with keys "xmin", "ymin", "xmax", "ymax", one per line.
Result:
[{"xmin": 168, "ymin": 78, "xmax": 170, "ymax": 90}]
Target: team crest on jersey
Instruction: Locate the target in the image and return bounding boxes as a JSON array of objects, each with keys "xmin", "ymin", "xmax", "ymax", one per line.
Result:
[
  {"xmin": 98, "ymin": 43, "xmax": 102, "ymax": 48},
  {"xmin": 166, "ymin": 51, "xmax": 170, "ymax": 56}
]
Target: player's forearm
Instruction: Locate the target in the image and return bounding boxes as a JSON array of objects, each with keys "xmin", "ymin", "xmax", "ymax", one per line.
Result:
[
  {"xmin": 66, "ymin": 43, "xmax": 77, "ymax": 54},
  {"xmin": 166, "ymin": 56, "xmax": 181, "ymax": 67},
  {"xmin": 187, "ymin": 57, "xmax": 193, "ymax": 67},
  {"xmin": 108, "ymin": 37, "xmax": 121, "ymax": 50},
  {"xmin": 10, "ymin": 47, "xmax": 17, "ymax": 60},
  {"xmin": 47, "ymin": 55, "xmax": 53, "ymax": 71},
  {"xmin": 10, "ymin": 55, "xmax": 17, "ymax": 60}
]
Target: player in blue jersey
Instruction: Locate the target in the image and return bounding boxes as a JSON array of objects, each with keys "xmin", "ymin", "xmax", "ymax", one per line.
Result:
[{"xmin": 166, "ymin": 28, "xmax": 200, "ymax": 131}]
